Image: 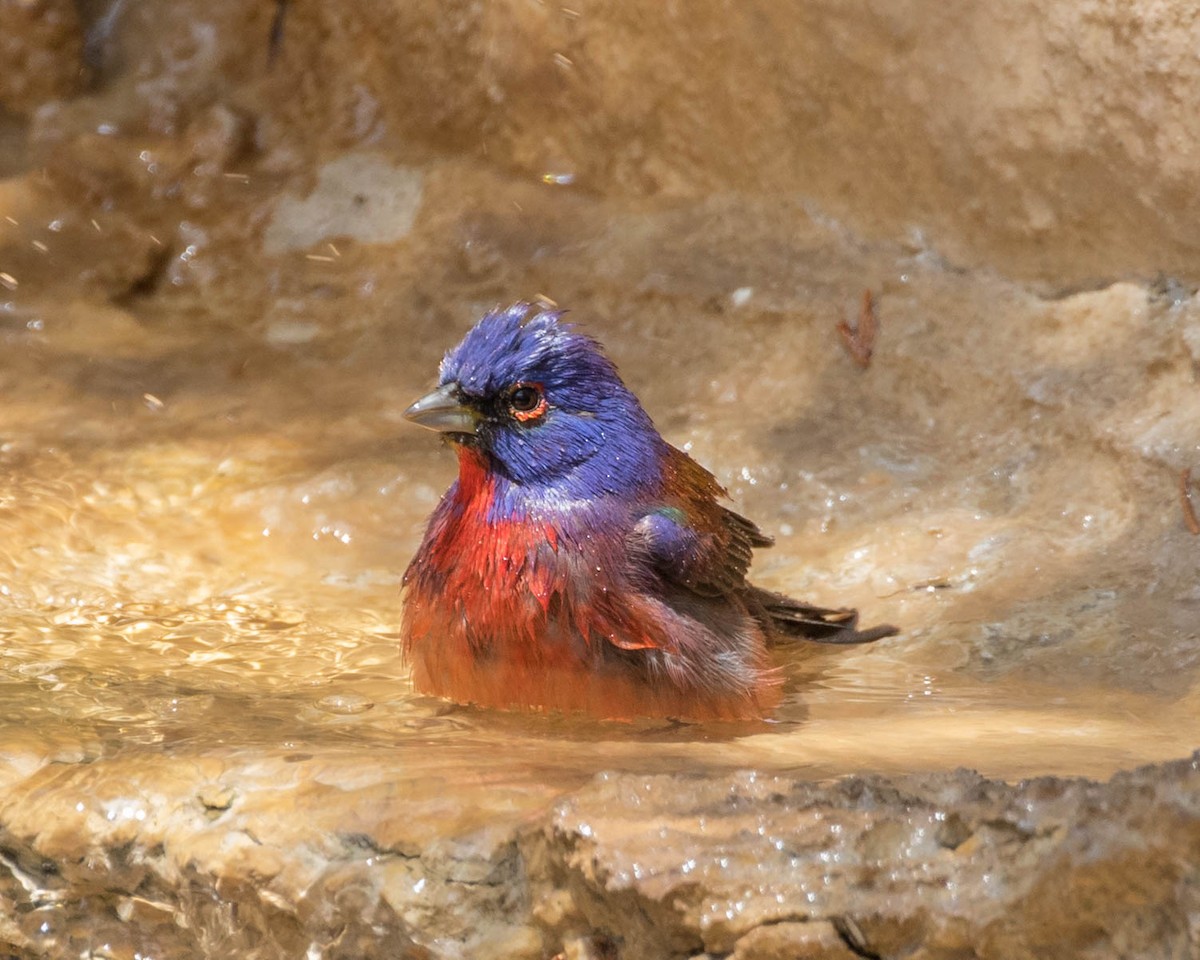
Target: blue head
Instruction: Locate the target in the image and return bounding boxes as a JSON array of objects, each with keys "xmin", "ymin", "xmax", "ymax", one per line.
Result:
[{"xmin": 405, "ymin": 303, "xmax": 666, "ymax": 497}]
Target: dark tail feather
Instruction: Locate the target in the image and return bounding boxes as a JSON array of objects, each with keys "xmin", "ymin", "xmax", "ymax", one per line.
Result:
[{"xmin": 753, "ymin": 588, "xmax": 898, "ymax": 646}]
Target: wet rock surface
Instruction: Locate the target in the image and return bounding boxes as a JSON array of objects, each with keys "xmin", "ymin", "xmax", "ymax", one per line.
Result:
[
  {"xmin": 1, "ymin": 0, "xmax": 1199, "ymax": 957},
  {"xmin": 1, "ymin": 751, "xmax": 1198, "ymax": 958},
  {"xmin": 543, "ymin": 757, "xmax": 1200, "ymax": 960}
]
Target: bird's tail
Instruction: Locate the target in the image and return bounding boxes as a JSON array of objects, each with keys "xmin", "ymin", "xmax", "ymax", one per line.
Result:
[{"xmin": 752, "ymin": 588, "xmax": 898, "ymax": 645}]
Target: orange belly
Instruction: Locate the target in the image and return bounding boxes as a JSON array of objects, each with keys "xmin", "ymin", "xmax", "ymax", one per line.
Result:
[{"xmin": 402, "ymin": 568, "xmax": 779, "ymax": 721}]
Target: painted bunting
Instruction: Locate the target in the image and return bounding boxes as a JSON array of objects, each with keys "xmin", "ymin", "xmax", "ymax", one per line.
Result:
[{"xmin": 402, "ymin": 303, "xmax": 896, "ymax": 720}]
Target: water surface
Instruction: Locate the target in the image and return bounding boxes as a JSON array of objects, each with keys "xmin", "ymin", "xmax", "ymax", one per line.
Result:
[{"xmin": 2, "ymin": 183, "xmax": 1196, "ymax": 792}]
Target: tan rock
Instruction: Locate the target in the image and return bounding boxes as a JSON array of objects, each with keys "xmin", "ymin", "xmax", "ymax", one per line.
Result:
[{"xmin": 0, "ymin": 0, "xmax": 84, "ymax": 115}]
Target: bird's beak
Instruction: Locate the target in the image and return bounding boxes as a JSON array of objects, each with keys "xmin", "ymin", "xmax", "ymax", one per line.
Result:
[{"xmin": 403, "ymin": 383, "xmax": 481, "ymax": 435}]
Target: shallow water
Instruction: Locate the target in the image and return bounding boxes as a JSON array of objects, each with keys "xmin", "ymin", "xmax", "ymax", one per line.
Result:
[{"xmin": 2, "ymin": 163, "xmax": 1197, "ymax": 797}]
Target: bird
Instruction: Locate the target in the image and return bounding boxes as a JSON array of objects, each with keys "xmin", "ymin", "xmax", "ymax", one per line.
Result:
[{"xmin": 401, "ymin": 303, "xmax": 897, "ymax": 721}]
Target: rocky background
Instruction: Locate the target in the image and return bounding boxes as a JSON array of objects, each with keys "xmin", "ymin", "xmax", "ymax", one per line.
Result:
[{"xmin": 1, "ymin": 0, "xmax": 1199, "ymax": 957}]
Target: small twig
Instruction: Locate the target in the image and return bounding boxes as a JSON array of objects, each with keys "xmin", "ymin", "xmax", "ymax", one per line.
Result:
[
  {"xmin": 837, "ymin": 288, "xmax": 878, "ymax": 368},
  {"xmin": 1181, "ymin": 467, "xmax": 1200, "ymax": 535}
]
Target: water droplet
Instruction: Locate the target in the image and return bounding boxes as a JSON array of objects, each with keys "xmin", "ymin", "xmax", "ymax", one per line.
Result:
[{"xmin": 315, "ymin": 693, "xmax": 373, "ymax": 715}]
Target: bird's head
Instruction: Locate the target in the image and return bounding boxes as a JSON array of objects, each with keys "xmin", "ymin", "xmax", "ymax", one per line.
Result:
[{"xmin": 405, "ymin": 303, "xmax": 664, "ymax": 496}]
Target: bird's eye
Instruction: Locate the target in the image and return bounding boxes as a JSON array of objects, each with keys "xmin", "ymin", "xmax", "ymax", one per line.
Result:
[
  {"xmin": 507, "ymin": 382, "xmax": 547, "ymax": 421},
  {"xmin": 510, "ymin": 386, "xmax": 539, "ymax": 410}
]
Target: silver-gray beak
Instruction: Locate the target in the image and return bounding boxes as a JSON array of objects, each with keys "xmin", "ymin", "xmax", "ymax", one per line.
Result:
[{"xmin": 403, "ymin": 382, "xmax": 481, "ymax": 435}]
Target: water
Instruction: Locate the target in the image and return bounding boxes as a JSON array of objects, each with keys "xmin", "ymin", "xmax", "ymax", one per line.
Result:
[{"xmin": 1, "ymin": 196, "xmax": 1196, "ymax": 796}]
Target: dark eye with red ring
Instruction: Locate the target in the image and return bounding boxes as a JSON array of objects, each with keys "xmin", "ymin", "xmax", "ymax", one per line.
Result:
[
  {"xmin": 510, "ymin": 386, "xmax": 539, "ymax": 411},
  {"xmin": 507, "ymin": 382, "xmax": 547, "ymax": 422}
]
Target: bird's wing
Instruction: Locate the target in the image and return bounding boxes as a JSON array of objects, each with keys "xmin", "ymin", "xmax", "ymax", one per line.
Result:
[{"xmin": 628, "ymin": 446, "xmax": 771, "ymax": 598}]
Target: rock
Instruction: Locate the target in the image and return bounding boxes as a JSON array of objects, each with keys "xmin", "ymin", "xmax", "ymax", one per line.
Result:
[
  {"xmin": 238, "ymin": 0, "xmax": 1200, "ymax": 287},
  {"xmin": 533, "ymin": 760, "xmax": 1200, "ymax": 959},
  {"xmin": 729, "ymin": 921, "xmax": 857, "ymax": 960},
  {"xmin": 262, "ymin": 152, "xmax": 424, "ymax": 254},
  {"xmin": 0, "ymin": 754, "xmax": 1198, "ymax": 957},
  {"xmin": 0, "ymin": 0, "xmax": 85, "ymax": 115}
]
